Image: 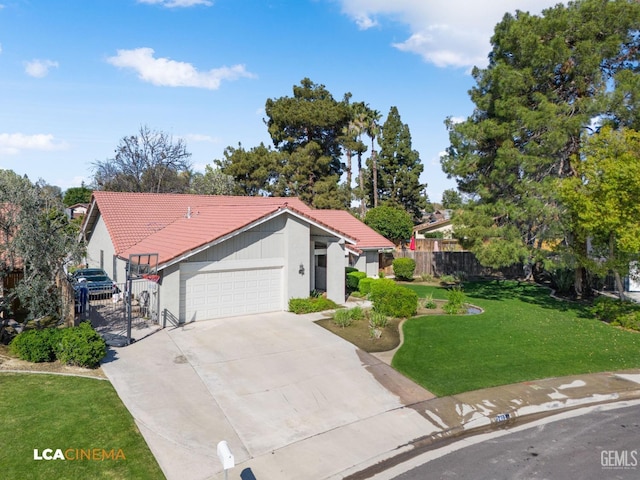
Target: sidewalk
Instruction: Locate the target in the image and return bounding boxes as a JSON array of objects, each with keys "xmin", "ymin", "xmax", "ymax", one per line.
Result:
[{"xmin": 211, "ymin": 369, "xmax": 640, "ymax": 480}]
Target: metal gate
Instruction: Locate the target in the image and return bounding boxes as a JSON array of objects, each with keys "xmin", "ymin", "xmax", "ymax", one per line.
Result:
[{"xmin": 88, "ymin": 278, "xmax": 160, "ymax": 345}]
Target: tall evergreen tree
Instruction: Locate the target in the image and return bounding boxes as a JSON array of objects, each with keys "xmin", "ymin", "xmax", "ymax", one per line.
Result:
[
  {"xmin": 264, "ymin": 78, "xmax": 351, "ymax": 208},
  {"xmin": 442, "ymin": 0, "xmax": 640, "ymax": 295},
  {"xmin": 374, "ymin": 106, "xmax": 427, "ymax": 222}
]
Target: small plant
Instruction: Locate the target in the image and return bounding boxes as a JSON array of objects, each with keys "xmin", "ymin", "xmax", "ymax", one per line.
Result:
[
  {"xmin": 349, "ymin": 306, "xmax": 365, "ymax": 321},
  {"xmin": 369, "ymin": 311, "xmax": 388, "ymax": 328},
  {"xmin": 309, "ymin": 289, "xmax": 323, "ymax": 298},
  {"xmin": 333, "ymin": 309, "xmax": 353, "ymax": 328},
  {"xmin": 369, "ymin": 325, "xmax": 382, "ymax": 339},
  {"xmin": 393, "ymin": 258, "xmax": 416, "ymax": 281},
  {"xmin": 422, "ymin": 294, "xmax": 437, "ymax": 309},
  {"xmin": 439, "ymin": 274, "xmax": 457, "ymax": 285},
  {"xmin": 420, "ymin": 273, "xmax": 434, "ymax": 282},
  {"xmin": 443, "ymin": 285, "xmax": 466, "ymax": 314},
  {"xmin": 378, "ymin": 270, "xmax": 386, "ymax": 279}
]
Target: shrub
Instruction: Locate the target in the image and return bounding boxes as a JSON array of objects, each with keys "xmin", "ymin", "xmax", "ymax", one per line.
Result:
[
  {"xmin": 369, "ymin": 279, "xmax": 418, "ymax": 318},
  {"xmin": 612, "ymin": 311, "xmax": 640, "ymax": 331},
  {"xmin": 393, "ymin": 258, "xmax": 416, "ymax": 281},
  {"xmin": 289, "ymin": 297, "xmax": 340, "ymax": 314},
  {"xmin": 347, "ymin": 271, "xmax": 367, "ymax": 291},
  {"xmin": 443, "ymin": 286, "xmax": 466, "ymax": 314},
  {"xmin": 10, "ymin": 328, "xmax": 61, "ymax": 363},
  {"xmin": 359, "ymin": 277, "xmax": 375, "ymax": 295},
  {"xmin": 589, "ymin": 296, "xmax": 638, "ymax": 323},
  {"xmin": 56, "ymin": 322, "xmax": 106, "ymax": 368},
  {"xmin": 333, "ymin": 309, "xmax": 353, "ymax": 328}
]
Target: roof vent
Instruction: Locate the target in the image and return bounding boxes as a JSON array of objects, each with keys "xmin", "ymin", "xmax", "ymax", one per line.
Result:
[{"xmin": 186, "ymin": 206, "xmax": 191, "ymax": 219}]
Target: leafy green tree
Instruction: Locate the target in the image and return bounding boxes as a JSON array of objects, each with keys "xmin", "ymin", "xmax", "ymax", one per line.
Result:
[
  {"xmin": 0, "ymin": 171, "xmax": 82, "ymax": 320},
  {"xmin": 441, "ymin": 0, "xmax": 640, "ymax": 296},
  {"xmin": 374, "ymin": 106, "xmax": 427, "ymax": 222},
  {"xmin": 561, "ymin": 126, "xmax": 640, "ymax": 299},
  {"xmin": 264, "ymin": 78, "xmax": 351, "ymax": 208},
  {"xmin": 190, "ymin": 165, "xmax": 236, "ymax": 195},
  {"xmin": 364, "ymin": 206, "xmax": 413, "ymax": 245},
  {"xmin": 93, "ymin": 125, "xmax": 192, "ymax": 193},
  {"xmin": 63, "ymin": 184, "xmax": 92, "ymax": 206}
]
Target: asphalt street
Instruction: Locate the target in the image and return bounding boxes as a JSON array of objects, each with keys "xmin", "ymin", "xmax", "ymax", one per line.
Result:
[{"xmin": 392, "ymin": 401, "xmax": 640, "ymax": 480}]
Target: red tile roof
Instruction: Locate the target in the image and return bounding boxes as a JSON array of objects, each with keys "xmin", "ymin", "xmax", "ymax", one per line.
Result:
[{"xmin": 86, "ymin": 192, "xmax": 393, "ymax": 266}]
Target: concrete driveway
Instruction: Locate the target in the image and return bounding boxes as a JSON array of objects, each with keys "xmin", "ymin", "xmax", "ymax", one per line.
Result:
[{"xmin": 101, "ymin": 311, "xmax": 435, "ymax": 480}]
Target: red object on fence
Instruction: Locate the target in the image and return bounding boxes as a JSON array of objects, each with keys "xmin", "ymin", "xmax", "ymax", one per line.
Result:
[{"xmin": 409, "ymin": 235, "xmax": 416, "ymax": 251}]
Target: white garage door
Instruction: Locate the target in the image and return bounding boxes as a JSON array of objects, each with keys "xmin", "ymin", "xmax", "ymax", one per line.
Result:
[{"xmin": 181, "ymin": 267, "xmax": 283, "ymax": 322}]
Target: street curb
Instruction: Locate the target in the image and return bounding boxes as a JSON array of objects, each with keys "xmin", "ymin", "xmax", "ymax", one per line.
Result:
[{"xmin": 338, "ymin": 387, "xmax": 640, "ymax": 480}]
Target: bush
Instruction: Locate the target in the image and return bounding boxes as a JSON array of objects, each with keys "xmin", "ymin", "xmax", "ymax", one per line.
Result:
[
  {"xmin": 369, "ymin": 279, "xmax": 418, "ymax": 318},
  {"xmin": 56, "ymin": 322, "xmax": 106, "ymax": 368},
  {"xmin": 393, "ymin": 258, "xmax": 416, "ymax": 281},
  {"xmin": 289, "ymin": 297, "xmax": 340, "ymax": 314},
  {"xmin": 612, "ymin": 311, "xmax": 640, "ymax": 331},
  {"xmin": 333, "ymin": 309, "xmax": 353, "ymax": 328},
  {"xmin": 347, "ymin": 271, "xmax": 367, "ymax": 291},
  {"xmin": 589, "ymin": 296, "xmax": 639, "ymax": 323},
  {"xmin": 10, "ymin": 328, "xmax": 61, "ymax": 363},
  {"xmin": 443, "ymin": 286, "xmax": 466, "ymax": 314},
  {"xmin": 359, "ymin": 277, "xmax": 374, "ymax": 295}
]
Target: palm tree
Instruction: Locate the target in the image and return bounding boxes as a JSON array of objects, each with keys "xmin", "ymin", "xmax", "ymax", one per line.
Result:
[{"xmin": 364, "ymin": 107, "xmax": 382, "ymax": 207}]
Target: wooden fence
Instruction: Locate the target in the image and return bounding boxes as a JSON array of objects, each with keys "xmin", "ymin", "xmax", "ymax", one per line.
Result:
[{"xmin": 384, "ymin": 248, "xmax": 524, "ymax": 280}]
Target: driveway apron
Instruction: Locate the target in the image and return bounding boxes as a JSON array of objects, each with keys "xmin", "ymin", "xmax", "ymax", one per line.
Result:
[{"xmin": 101, "ymin": 311, "xmax": 435, "ymax": 480}]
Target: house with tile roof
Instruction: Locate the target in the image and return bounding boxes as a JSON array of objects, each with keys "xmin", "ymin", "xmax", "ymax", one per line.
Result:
[{"xmin": 81, "ymin": 192, "xmax": 393, "ymax": 323}]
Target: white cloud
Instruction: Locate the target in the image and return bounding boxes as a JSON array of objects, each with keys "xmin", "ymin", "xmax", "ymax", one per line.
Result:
[
  {"xmin": 24, "ymin": 59, "xmax": 59, "ymax": 78},
  {"xmin": 336, "ymin": 0, "xmax": 568, "ymax": 69},
  {"xmin": 137, "ymin": 0, "xmax": 213, "ymax": 7},
  {"xmin": 182, "ymin": 133, "xmax": 220, "ymax": 143},
  {"xmin": 0, "ymin": 133, "xmax": 67, "ymax": 155},
  {"xmin": 106, "ymin": 47, "xmax": 255, "ymax": 90}
]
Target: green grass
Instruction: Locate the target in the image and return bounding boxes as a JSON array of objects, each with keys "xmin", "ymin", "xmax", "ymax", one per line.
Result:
[
  {"xmin": 0, "ymin": 373, "xmax": 165, "ymax": 480},
  {"xmin": 394, "ymin": 281, "xmax": 640, "ymax": 397}
]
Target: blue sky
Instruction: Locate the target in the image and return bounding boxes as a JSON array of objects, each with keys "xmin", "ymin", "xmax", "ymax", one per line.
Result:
[{"xmin": 0, "ymin": 0, "xmax": 565, "ymax": 203}]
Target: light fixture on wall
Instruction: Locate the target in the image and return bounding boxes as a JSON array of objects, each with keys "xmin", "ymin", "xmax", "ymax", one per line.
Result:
[{"xmin": 299, "ymin": 263, "xmax": 305, "ymax": 275}]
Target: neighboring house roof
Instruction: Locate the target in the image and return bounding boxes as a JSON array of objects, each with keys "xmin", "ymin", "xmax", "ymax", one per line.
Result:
[
  {"xmin": 413, "ymin": 218, "xmax": 453, "ymax": 234},
  {"xmin": 309, "ymin": 210, "xmax": 394, "ymax": 253},
  {"xmin": 84, "ymin": 192, "xmax": 390, "ymax": 268}
]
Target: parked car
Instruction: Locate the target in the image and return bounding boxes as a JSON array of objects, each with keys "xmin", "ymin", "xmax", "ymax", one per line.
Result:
[
  {"xmin": 71, "ymin": 270, "xmax": 118, "ymax": 300},
  {"xmin": 72, "ymin": 268, "xmax": 108, "ymax": 280}
]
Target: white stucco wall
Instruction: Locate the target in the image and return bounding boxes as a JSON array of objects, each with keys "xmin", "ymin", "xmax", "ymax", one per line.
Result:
[
  {"xmin": 326, "ymin": 240, "xmax": 345, "ymax": 304},
  {"xmin": 85, "ymin": 215, "xmax": 117, "ymax": 275},
  {"xmin": 284, "ymin": 216, "xmax": 311, "ymax": 301}
]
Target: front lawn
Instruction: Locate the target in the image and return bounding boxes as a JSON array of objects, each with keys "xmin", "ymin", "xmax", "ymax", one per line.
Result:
[
  {"xmin": 0, "ymin": 373, "xmax": 165, "ymax": 480},
  {"xmin": 394, "ymin": 281, "xmax": 640, "ymax": 396}
]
